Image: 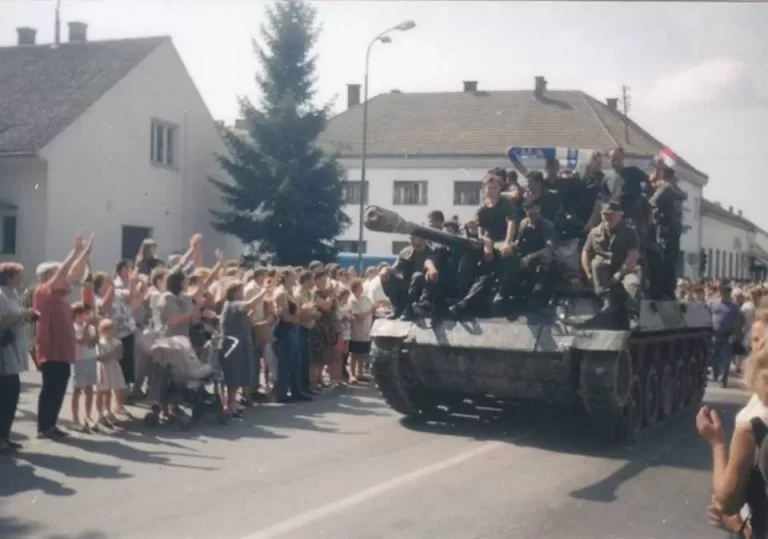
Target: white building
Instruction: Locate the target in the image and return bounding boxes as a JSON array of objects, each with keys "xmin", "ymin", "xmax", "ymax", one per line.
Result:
[
  {"xmin": 699, "ymin": 199, "xmax": 768, "ymax": 282},
  {"xmin": 318, "ymin": 78, "xmax": 710, "ymax": 278},
  {"xmin": 700, "ymin": 200, "xmax": 752, "ymax": 280},
  {"xmin": 0, "ymin": 24, "xmax": 236, "ymax": 280}
]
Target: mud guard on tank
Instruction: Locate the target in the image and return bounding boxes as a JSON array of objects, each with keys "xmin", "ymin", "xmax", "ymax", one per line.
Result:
[{"xmin": 371, "ymin": 317, "xmax": 631, "ymax": 353}]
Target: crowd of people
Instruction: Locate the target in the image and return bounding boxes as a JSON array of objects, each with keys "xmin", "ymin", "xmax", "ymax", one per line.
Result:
[{"xmin": 0, "ymin": 233, "xmax": 394, "ymax": 453}]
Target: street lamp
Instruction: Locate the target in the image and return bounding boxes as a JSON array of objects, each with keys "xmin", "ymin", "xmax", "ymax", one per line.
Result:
[{"xmin": 356, "ymin": 20, "xmax": 416, "ymax": 272}]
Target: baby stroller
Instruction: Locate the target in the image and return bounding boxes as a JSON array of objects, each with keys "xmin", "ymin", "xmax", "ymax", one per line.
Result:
[{"xmin": 144, "ymin": 323, "xmax": 239, "ymax": 430}]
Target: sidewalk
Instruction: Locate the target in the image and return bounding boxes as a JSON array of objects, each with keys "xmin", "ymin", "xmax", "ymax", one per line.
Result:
[
  {"xmin": 10, "ymin": 369, "xmax": 154, "ymax": 448},
  {"xmin": 10, "ymin": 362, "xmax": 748, "ymax": 448}
]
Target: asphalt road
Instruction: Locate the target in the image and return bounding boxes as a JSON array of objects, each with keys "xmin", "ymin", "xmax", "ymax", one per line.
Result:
[{"xmin": 0, "ymin": 373, "xmax": 748, "ymax": 539}]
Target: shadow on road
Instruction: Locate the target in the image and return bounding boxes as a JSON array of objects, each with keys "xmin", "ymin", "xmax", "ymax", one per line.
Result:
[
  {"xmin": 0, "ymin": 458, "xmax": 77, "ymax": 497},
  {"xmin": 0, "ymin": 516, "xmax": 41, "ymax": 538},
  {"xmin": 399, "ymin": 389, "xmax": 746, "ymax": 504},
  {"xmin": 0, "ymin": 515, "xmax": 109, "ymax": 539}
]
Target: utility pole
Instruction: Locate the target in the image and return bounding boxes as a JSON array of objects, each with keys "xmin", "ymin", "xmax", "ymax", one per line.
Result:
[
  {"xmin": 621, "ymin": 84, "xmax": 631, "ymax": 143},
  {"xmin": 54, "ymin": 0, "xmax": 62, "ymax": 46}
]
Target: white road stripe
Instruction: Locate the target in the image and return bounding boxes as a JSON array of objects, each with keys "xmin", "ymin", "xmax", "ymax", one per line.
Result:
[{"xmin": 240, "ymin": 441, "xmax": 504, "ymax": 539}]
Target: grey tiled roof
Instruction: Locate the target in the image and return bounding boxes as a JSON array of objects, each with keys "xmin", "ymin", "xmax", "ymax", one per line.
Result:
[
  {"xmin": 318, "ymin": 89, "xmax": 706, "ymax": 179},
  {"xmin": 701, "ymin": 198, "xmax": 754, "ymax": 230},
  {"xmin": 0, "ymin": 36, "xmax": 167, "ymax": 154}
]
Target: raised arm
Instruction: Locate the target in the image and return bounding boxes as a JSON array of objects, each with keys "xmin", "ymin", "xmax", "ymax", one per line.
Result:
[{"xmin": 50, "ymin": 234, "xmax": 86, "ymax": 290}]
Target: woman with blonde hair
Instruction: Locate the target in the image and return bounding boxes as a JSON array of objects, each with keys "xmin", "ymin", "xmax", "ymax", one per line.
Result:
[{"xmin": 699, "ymin": 309, "xmax": 768, "ymax": 537}]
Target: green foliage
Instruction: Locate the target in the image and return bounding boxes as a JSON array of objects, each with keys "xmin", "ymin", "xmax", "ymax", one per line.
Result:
[{"xmin": 211, "ymin": 0, "xmax": 349, "ymax": 265}]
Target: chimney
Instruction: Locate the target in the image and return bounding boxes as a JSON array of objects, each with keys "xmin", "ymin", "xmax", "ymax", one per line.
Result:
[
  {"xmin": 534, "ymin": 76, "xmax": 547, "ymax": 98},
  {"xmin": 729, "ymin": 206, "xmax": 734, "ymax": 213},
  {"xmin": 68, "ymin": 21, "xmax": 88, "ymax": 43},
  {"xmin": 463, "ymin": 81, "xmax": 478, "ymax": 93},
  {"xmin": 738, "ymin": 210, "xmax": 743, "ymax": 217},
  {"xmin": 16, "ymin": 27, "xmax": 36, "ymax": 46},
  {"xmin": 390, "ymin": 89, "xmax": 401, "ymax": 94},
  {"xmin": 347, "ymin": 84, "xmax": 361, "ymax": 108},
  {"xmin": 606, "ymin": 98, "xmax": 619, "ymax": 111}
]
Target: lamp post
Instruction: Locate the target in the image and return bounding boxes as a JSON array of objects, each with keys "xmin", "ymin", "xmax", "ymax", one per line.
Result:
[{"xmin": 356, "ymin": 20, "xmax": 416, "ymax": 273}]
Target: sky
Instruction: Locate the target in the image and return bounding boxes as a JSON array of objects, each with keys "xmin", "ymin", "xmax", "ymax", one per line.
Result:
[{"xmin": 2, "ymin": 1, "xmax": 766, "ymax": 225}]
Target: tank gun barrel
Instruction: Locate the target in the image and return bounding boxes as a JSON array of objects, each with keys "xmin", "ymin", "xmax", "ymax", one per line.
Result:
[{"xmin": 363, "ymin": 206, "xmax": 483, "ymax": 252}]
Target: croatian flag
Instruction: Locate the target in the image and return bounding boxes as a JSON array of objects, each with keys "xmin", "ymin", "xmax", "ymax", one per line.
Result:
[
  {"xmin": 506, "ymin": 146, "xmax": 593, "ymax": 169},
  {"xmin": 657, "ymin": 147, "xmax": 677, "ymax": 168}
]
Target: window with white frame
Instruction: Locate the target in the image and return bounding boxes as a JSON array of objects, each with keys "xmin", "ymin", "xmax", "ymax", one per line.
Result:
[
  {"xmin": 341, "ymin": 181, "xmax": 368, "ymax": 205},
  {"xmin": 150, "ymin": 120, "xmax": 178, "ymax": 167},
  {"xmin": 335, "ymin": 240, "xmax": 367, "ymax": 254},
  {"xmin": 393, "ymin": 181, "xmax": 428, "ymax": 206},
  {"xmin": 1, "ymin": 214, "xmax": 16, "ymax": 255},
  {"xmin": 453, "ymin": 181, "xmax": 482, "ymax": 206}
]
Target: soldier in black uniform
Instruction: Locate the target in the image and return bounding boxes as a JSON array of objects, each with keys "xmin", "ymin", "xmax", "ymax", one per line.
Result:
[
  {"xmin": 449, "ymin": 173, "xmax": 522, "ymax": 317},
  {"xmin": 379, "ymin": 235, "xmax": 434, "ymax": 320},
  {"xmin": 523, "ymin": 171, "xmax": 562, "ymax": 226},
  {"xmin": 413, "ymin": 220, "xmax": 464, "ymax": 318},
  {"xmin": 575, "ymin": 152, "xmax": 606, "ymax": 235},
  {"xmin": 497, "ymin": 198, "xmax": 557, "ymax": 300},
  {"xmin": 650, "ymin": 165, "xmax": 687, "ymax": 298},
  {"xmin": 581, "ymin": 202, "xmax": 642, "ymax": 315},
  {"xmin": 543, "ymin": 159, "xmax": 585, "ymax": 239},
  {"xmin": 598, "ymin": 147, "xmax": 653, "ymax": 242}
]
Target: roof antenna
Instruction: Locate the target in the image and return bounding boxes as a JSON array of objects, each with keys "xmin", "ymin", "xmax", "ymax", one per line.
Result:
[
  {"xmin": 54, "ymin": 0, "xmax": 62, "ymax": 46},
  {"xmin": 621, "ymin": 84, "xmax": 631, "ymax": 143}
]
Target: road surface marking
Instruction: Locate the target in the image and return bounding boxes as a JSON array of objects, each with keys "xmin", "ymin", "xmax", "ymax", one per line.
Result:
[{"xmin": 241, "ymin": 441, "xmax": 503, "ymax": 539}]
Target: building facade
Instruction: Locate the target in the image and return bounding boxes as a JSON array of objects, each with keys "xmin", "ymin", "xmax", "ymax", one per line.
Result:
[
  {"xmin": 0, "ymin": 25, "xmax": 238, "ymax": 279},
  {"xmin": 700, "ymin": 200, "xmax": 752, "ymax": 281}
]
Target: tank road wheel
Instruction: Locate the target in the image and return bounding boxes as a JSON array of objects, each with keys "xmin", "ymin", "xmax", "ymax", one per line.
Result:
[
  {"xmin": 688, "ymin": 354, "xmax": 705, "ymax": 407},
  {"xmin": 673, "ymin": 359, "xmax": 687, "ymax": 413},
  {"xmin": 371, "ymin": 341, "xmax": 445, "ymax": 422},
  {"xmin": 580, "ymin": 348, "xmax": 645, "ymax": 441},
  {"xmin": 643, "ymin": 365, "xmax": 660, "ymax": 428},
  {"xmin": 623, "ymin": 375, "xmax": 644, "ymax": 436},
  {"xmin": 660, "ymin": 364, "xmax": 675, "ymax": 419}
]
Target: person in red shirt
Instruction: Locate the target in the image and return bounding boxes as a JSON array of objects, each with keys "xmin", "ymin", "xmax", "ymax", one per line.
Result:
[{"xmin": 34, "ymin": 234, "xmax": 92, "ymax": 439}]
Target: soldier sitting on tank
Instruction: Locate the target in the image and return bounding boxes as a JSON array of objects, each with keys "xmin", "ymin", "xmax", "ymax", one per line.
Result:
[
  {"xmin": 447, "ymin": 173, "xmax": 521, "ymax": 318},
  {"xmin": 411, "ymin": 220, "xmax": 466, "ymax": 318},
  {"xmin": 581, "ymin": 202, "xmax": 642, "ymax": 319},
  {"xmin": 379, "ymin": 235, "xmax": 435, "ymax": 320},
  {"xmin": 495, "ymin": 198, "xmax": 557, "ymax": 304}
]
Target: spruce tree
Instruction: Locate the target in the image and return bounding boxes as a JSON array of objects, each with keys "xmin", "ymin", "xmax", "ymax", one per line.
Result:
[{"xmin": 211, "ymin": 0, "xmax": 349, "ymax": 265}]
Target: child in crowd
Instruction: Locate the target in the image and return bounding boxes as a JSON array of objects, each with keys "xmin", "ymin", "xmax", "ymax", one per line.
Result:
[
  {"xmin": 334, "ymin": 288, "xmax": 352, "ymax": 385},
  {"xmin": 96, "ymin": 319, "xmax": 127, "ymax": 428},
  {"xmin": 348, "ymin": 278, "xmax": 375, "ymax": 383},
  {"xmin": 71, "ymin": 302, "xmax": 99, "ymax": 432}
]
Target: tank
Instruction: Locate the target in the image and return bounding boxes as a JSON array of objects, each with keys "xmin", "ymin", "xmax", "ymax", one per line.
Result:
[{"xmin": 364, "ymin": 205, "xmax": 713, "ymax": 440}]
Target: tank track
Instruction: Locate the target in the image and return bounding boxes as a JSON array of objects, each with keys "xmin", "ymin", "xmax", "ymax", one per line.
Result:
[
  {"xmin": 580, "ymin": 330, "xmax": 710, "ymax": 441},
  {"xmin": 371, "ymin": 340, "xmax": 449, "ymax": 420}
]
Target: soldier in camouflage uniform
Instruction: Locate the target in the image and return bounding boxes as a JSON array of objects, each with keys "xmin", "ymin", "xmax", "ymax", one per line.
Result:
[{"xmin": 582, "ymin": 202, "xmax": 642, "ymax": 316}]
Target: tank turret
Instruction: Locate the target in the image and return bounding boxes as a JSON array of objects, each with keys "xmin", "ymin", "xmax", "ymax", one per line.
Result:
[{"xmin": 363, "ymin": 205, "xmax": 484, "ymax": 252}]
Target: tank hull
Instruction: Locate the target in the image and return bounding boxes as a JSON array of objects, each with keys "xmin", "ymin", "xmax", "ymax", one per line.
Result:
[{"xmin": 370, "ymin": 299, "xmax": 712, "ymax": 440}]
